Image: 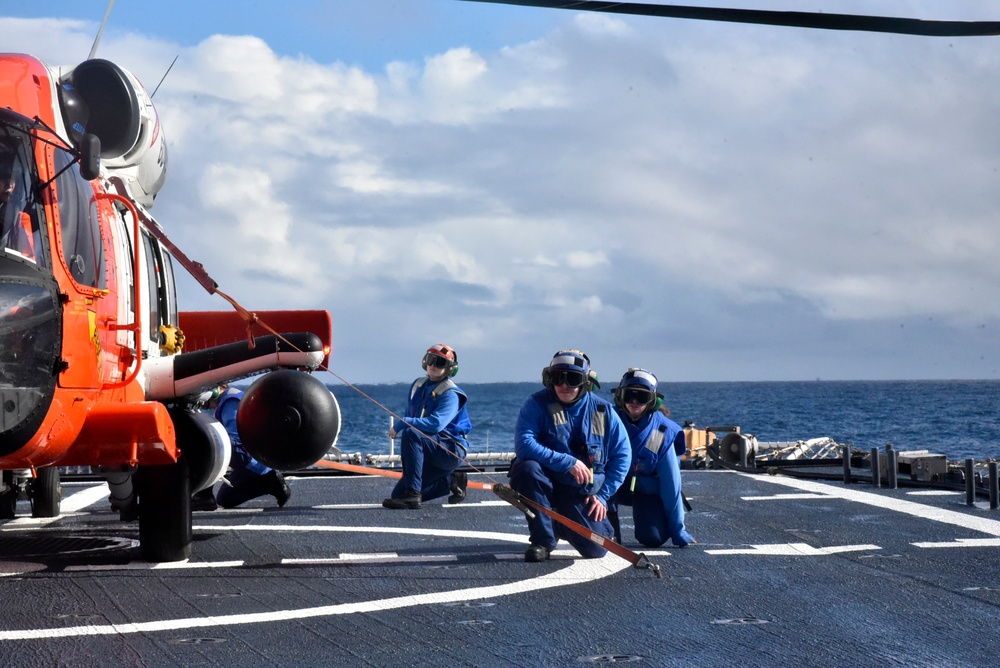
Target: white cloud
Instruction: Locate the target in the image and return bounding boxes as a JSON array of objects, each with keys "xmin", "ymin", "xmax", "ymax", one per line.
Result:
[{"xmin": 5, "ymin": 7, "xmax": 1000, "ymax": 381}]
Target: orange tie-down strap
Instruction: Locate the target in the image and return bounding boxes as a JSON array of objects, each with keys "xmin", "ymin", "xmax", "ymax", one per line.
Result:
[
  {"xmin": 312, "ymin": 459, "xmax": 662, "ymax": 578},
  {"xmin": 314, "ymin": 459, "xmax": 494, "ymax": 489}
]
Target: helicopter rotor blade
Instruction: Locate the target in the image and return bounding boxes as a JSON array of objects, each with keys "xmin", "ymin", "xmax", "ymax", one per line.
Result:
[
  {"xmin": 456, "ymin": 0, "xmax": 1000, "ymax": 37},
  {"xmin": 88, "ymin": 0, "xmax": 117, "ymax": 59}
]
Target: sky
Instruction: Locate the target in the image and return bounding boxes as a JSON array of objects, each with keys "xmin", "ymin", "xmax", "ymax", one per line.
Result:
[{"xmin": 3, "ymin": 1, "xmax": 1000, "ymax": 384}]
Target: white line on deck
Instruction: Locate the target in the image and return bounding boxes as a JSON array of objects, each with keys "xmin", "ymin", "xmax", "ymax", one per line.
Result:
[
  {"xmin": 706, "ymin": 543, "xmax": 881, "ymax": 556},
  {"xmin": 0, "ymin": 530, "xmax": 630, "ymax": 641},
  {"xmin": 743, "ymin": 473, "xmax": 1000, "ymax": 537},
  {"xmin": 64, "ymin": 560, "xmax": 245, "ymax": 572},
  {"xmin": 5, "ymin": 483, "xmax": 109, "ymax": 527},
  {"xmin": 742, "ymin": 493, "xmax": 833, "ymax": 501},
  {"xmin": 283, "ymin": 553, "xmax": 458, "ymax": 565},
  {"xmin": 912, "ymin": 538, "xmax": 1000, "ymax": 548}
]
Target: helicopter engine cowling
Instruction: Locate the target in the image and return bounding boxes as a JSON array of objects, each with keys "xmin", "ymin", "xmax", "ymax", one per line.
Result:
[
  {"xmin": 58, "ymin": 58, "xmax": 167, "ymax": 207},
  {"xmin": 236, "ymin": 370, "xmax": 341, "ymax": 470},
  {"xmin": 168, "ymin": 407, "xmax": 231, "ymax": 493}
]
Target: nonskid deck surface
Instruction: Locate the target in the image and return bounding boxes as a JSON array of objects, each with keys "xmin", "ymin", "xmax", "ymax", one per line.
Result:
[{"xmin": 2, "ymin": 470, "xmax": 1000, "ymax": 667}]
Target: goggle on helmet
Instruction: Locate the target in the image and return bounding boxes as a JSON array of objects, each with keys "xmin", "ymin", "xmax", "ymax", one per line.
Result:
[
  {"xmin": 614, "ymin": 368, "xmax": 662, "ymax": 411},
  {"xmin": 422, "ymin": 343, "xmax": 459, "ymax": 377},
  {"xmin": 542, "ymin": 349, "xmax": 596, "ymax": 390}
]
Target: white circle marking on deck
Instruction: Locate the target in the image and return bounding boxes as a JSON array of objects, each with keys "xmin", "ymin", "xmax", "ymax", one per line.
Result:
[{"xmin": 0, "ymin": 525, "xmax": 631, "ymax": 641}]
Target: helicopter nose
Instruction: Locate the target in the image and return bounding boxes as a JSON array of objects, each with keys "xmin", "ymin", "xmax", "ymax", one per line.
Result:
[{"xmin": 0, "ymin": 262, "xmax": 61, "ymax": 458}]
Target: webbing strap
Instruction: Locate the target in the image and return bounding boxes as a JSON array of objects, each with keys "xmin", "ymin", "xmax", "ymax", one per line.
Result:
[{"xmin": 493, "ymin": 484, "xmax": 662, "ymax": 578}]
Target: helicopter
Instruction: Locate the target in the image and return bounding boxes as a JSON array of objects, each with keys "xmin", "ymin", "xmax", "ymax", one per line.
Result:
[{"xmin": 0, "ymin": 53, "xmax": 341, "ymax": 562}]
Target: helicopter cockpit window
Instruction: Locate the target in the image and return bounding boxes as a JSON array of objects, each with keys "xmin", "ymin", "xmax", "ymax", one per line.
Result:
[
  {"xmin": 0, "ymin": 140, "xmax": 44, "ymax": 267},
  {"xmin": 54, "ymin": 148, "xmax": 105, "ymax": 289}
]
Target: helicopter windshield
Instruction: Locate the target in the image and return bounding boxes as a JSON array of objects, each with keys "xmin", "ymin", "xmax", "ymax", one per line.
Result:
[
  {"xmin": 0, "ymin": 114, "xmax": 61, "ymax": 456},
  {"xmin": 0, "ymin": 124, "xmax": 45, "ymax": 269}
]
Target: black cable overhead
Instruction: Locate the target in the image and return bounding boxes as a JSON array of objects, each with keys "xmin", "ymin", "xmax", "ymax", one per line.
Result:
[{"xmin": 456, "ymin": 0, "xmax": 1000, "ymax": 37}]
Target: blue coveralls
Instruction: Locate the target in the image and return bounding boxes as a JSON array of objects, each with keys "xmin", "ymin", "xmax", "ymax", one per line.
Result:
[
  {"xmin": 612, "ymin": 408, "xmax": 694, "ymax": 548},
  {"xmin": 510, "ymin": 388, "xmax": 631, "ymax": 558},
  {"xmin": 214, "ymin": 388, "xmax": 277, "ymax": 508},
  {"xmin": 390, "ymin": 377, "xmax": 471, "ymax": 501}
]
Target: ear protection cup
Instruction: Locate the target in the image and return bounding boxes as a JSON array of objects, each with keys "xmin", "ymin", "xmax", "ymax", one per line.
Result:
[
  {"xmin": 541, "ymin": 367, "xmax": 553, "ymax": 388},
  {"xmin": 587, "ymin": 370, "xmax": 599, "ymax": 391}
]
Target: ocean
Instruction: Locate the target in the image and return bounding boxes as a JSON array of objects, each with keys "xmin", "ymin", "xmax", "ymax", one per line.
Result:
[{"xmin": 329, "ymin": 379, "xmax": 1000, "ymax": 462}]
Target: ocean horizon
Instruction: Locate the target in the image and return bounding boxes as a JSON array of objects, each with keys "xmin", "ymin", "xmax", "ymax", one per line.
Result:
[{"xmin": 328, "ymin": 379, "xmax": 1000, "ymax": 463}]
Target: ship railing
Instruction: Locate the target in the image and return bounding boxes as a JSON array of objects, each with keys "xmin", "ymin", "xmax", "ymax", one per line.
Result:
[{"xmin": 320, "ymin": 451, "xmax": 517, "ymax": 470}]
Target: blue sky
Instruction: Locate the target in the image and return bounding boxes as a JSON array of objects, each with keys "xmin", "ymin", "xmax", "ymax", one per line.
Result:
[{"xmin": 3, "ymin": 1, "xmax": 1000, "ymax": 383}]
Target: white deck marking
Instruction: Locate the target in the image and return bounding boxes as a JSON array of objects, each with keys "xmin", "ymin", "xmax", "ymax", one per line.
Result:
[
  {"xmin": 5, "ymin": 483, "xmax": 109, "ymax": 527},
  {"xmin": 906, "ymin": 490, "xmax": 962, "ymax": 496},
  {"xmin": 444, "ymin": 500, "xmax": 509, "ymax": 508},
  {"xmin": 193, "ymin": 524, "xmax": 534, "ymax": 543},
  {"xmin": 706, "ymin": 543, "xmax": 881, "ymax": 556},
  {"xmin": 60, "ymin": 483, "xmax": 111, "ymax": 512},
  {"xmin": 0, "ymin": 533, "xmax": 630, "ymax": 641},
  {"xmin": 64, "ymin": 560, "xmax": 245, "ymax": 572},
  {"xmin": 283, "ymin": 553, "xmax": 458, "ymax": 565},
  {"xmin": 743, "ymin": 473, "xmax": 1000, "ymax": 537},
  {"xmin": 742, "ymin": 493, "xmax": 833, "ymax": 501},
  {"xmin": 912, "ymin": 538, "xmax": 1000, "ymax": 548},
  {"xmin": 314, "ymin": 500, "xmax": 510, "ymax": 510}
]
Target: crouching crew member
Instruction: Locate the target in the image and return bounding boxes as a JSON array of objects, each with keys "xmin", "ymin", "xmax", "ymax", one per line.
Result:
[
  {"xmin": 610, "ymin": 368, "xmax": 695, "ymax": 548},
  {"xmin": 210, "ymin": 386, "xmax": 291, "ymax": 509},
  {"xmin": 383, "ymin": 343, "xmax": 472, "ymax": 509},
  {"xmin": 510, "ymin": 350, "xmax": 631, "ymax": 562}
]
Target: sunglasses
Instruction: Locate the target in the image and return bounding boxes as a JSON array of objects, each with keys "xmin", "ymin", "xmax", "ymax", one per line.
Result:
[
  {"xmin": 425, "ymin": 355, "xmax": 450, "ymax": 369},
  {"xmin": 622, "ymin": 388, "xmax": 653, "ymax": 405},
  {"xmin": 551, "ymin": 369, "xmax": 586, "ymax": 388}
]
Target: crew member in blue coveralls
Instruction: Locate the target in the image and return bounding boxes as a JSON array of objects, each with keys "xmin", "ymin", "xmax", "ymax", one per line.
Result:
[
  {"xmin": 610, "ymin": 368, "xmax": 695, "ymax": 548},
  {"xmin": 510, "ymin": 350, "xmax": 631, "ymax": 562},
  {"xmin": 382, "ymin": 343, "xmax": 472, "ymax": 509},
  {"xmin": 210, "ymin": 386, "xmax": 291, "ymax": 509}
]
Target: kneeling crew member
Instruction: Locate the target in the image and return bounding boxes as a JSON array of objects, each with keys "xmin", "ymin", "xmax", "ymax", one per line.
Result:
[
  {"xmin": 510, "ymin": 350, "xmax": 630, "ymax": 562},
  {"xmin": 383, "ymin": 343, "xmax": 472, "ymax": 509},
  {"xmin": 610, "ymin": 368, "xmax": 694, "ymax": 548}
]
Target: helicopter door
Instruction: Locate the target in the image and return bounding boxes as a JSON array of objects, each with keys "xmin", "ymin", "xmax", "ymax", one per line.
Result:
[
  {"xmin": 139, "ymin": 231, "xmax": 178, "ymax": 360},
  {"xmin": 51, "ymin": 147, "xmax": 116, "ymax": 389}
]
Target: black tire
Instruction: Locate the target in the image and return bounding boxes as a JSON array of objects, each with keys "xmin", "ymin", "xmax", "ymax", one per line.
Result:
[
  {"xmin": 30, "ymin": 467, "xmax": 61, "ymax": 518},
  {"xmin": 137, "ymin": 457, "xmax": 192, "ymax": 562},
  {"xmin": 0, "ymin": 470, "xmax": 16, "ymax": 520}
]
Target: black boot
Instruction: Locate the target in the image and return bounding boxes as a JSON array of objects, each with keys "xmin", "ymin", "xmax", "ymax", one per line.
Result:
[
  {"xmin": 382, "ymin": 490, "xmax": 422, "ymax": 509},
  {"xmin": 448, "ymin": 471, "xmax": 468, "ymax": 504},
  {"xmin": 191, "ymin": 487, "xmax": 218, "ymax": 512},
  {"xmin": 524, "ymin": 544, "xmax": 552, "ymax": 563},
  {"xmin": 268, "ymin": 471, "xmax": 291, "ymax": 507}
]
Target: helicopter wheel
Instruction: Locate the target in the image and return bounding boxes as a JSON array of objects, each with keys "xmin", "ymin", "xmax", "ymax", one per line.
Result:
[
  {"xmin": 137, "ymin": 457, "xmax": 192, "ymax": 562},
  {"xmin": 30, "ymin": 467, "xmax": 62, "ymax": 518},
  {"xmin": 0, "ymin": 470, "xmax": 17, "ymax": 520}
]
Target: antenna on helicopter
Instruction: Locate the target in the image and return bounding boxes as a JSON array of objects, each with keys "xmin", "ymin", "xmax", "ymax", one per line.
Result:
[
  {"xmin": 150, "ymin": 55, "xmax": 179, "ymax": 99},
  {"xmin": 88, "ymin": 0, "xmax": 117, "ymax": 60}
]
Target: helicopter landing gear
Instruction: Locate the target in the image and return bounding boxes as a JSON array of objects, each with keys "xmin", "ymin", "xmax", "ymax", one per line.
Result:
[
  {"xmin": 0, "ymin": 470, "xmax": 17, "ymax": 520},
  {"xmin": 30, "ymin": 467, "xmax": 61, "ymax": 518},
  {"xmin": 137, "ymin": 456, "xmax": 192, "ymax": 562}
]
